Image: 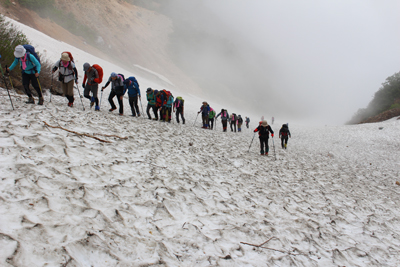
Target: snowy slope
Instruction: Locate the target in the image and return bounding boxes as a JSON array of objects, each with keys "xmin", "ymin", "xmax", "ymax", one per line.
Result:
[{"xmin": 1, "ymin": 18, "xmax": 400, "ymax": 267}]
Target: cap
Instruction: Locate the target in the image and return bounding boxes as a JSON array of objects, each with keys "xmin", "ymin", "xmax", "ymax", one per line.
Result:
[{"xmin": 83, "ymin": 63, "xmax": 90, "ymax": 71}]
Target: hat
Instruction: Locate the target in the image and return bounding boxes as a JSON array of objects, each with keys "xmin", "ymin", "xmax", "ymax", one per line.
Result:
[
  {"xmin": 83, "ymin": 63, "xmax": 90, "ymax": 71},
  {"xmin": 261, "ymin": 120, "xmax": 268, "ymax": 126},
  {"xmin": 154, "ymin": 90, "xmax": 159, "ymax": 95},
  {"xmin": 14, "ymin": 45, "xmax": 26, "ymax": 58},
  {"xmin": 146, "ymin": 87, "xmax": 153, "ymax": 93},
  {"xmin": 123, "ymin": 79, "xmax": 131, "ymax": 85},
  {"xmin": 202, "ymin": 101, "xmax": 207, "ymax": 104},
  {"xmin": 60, "ymin": 53, "xmax": 70, "ymax": 61},
  {"xmin": 111, "ymin": 72, "xmax": 117, "ymax": 78}
]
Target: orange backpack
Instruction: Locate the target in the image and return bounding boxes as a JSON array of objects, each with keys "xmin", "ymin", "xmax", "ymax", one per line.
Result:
[{"xmin": 92, "ymin": 64, "xmax": 103, "ymax": 84}]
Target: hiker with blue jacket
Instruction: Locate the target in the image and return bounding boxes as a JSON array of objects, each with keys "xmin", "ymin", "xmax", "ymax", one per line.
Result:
[
  {"xmin": 198, "ymin": 101, "xmax": 210, "ymax": 128},
  {"xmin": 6, "ymin": 45, "xmax": 43, "ymax": 105},
  {"xmin": 102, "ymin": 72, "xmax": 125, "ymax": 115},
  {"xmin": 123, "ymin": 76, "xmax": 141, "ymax": 117},
  {"xmin": 216, "ymin": 109, "xmax": 229, "ymax": 132}
]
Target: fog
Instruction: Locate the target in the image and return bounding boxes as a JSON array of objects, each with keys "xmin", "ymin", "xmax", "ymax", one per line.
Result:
[{"xmin": 155, "ymin": 0, "xmax": 400, "ymax": 125}]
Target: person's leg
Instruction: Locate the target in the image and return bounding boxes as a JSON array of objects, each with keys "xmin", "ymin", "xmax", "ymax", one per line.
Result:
[
  {"xmin": 176, "ymin": 110, "xmax": 180, "ymax": 123},
  {"xmin": 108, "ymin": 90, "xmax": 117, "ymax": 110},
  {"xmin": 117, "ymin": 94, "xmax": 123, "ymax": 114},
  {"xmin": 234, "ymin": 122, "xmax": 237, "ymax": 132},
  {"xmin": 265, "ymin": 137, "xmax": 270, "ymax": 154},
  {"xmin": 259, "ymin": 137, "xmax": 264, "ymax": 155},
  {"xmin": 146, "ymin": 104, "xmax": 152, "ymax": 119},
  {"xmin": 83, "ymin": 84, "xmax": 91, "ymax": 100},
  {"xmin": 281, "ymin": 137, "xmax": 285, "ymax": 148},
  {"xmin": 30, "ymin": 75, "xmax": 42, "ymax": 98},
  {"xmin": 133, "ymin": 96, "xmax": 140, "ymax": 116},
  {"xmin": 92, "ymin": 85, "xmax": 99, "ymax": 107},
  {"xmin": 153, "ymin": 105, "xmax": 158, "ymax": 120}
]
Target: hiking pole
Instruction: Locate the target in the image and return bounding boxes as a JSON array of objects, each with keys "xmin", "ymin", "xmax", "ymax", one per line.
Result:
[
  {"xmin": 50, "ymin": 72, "xmax": 54, "ymax": 102},
  {"xmin": 272, "ymin": 136, "xmax": 276, "ymax": 160},
  {"xmin": 192, "ymin": 112, "xmax": 199, "ymax": 127},
  {"xmin": 99, "ymin": 89, "xmax": 103, "ymax": 110},
  {"xmin": 0, "ymin": 60, "xmax": 15, "ymax": 110},
  {"xmin": 248, "ymin": 132, "xmax": 256, "ymax": 152},
  {"xmin": 6, "ymin": 65, "xmax": 15, "ymax": 91},
  {"xmin": 75, "ymin": 84, "xmax": 85, "ymax": 111},
  {"xmin": 139, "ymin": 94, "xmax": 145, "ymax": 119}
]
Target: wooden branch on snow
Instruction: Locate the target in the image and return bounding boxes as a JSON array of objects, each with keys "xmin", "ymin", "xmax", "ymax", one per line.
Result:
[
  {"xmin": 240, "ymin": 237, "xmax": 305, "ymax": 256},
  {"xmin": 93, "ymin": 133, "xmax": 128, "ymax": 139},
  {"xmin": 43, "ymin": 121, "xmax": 112, "ymax": 143}
]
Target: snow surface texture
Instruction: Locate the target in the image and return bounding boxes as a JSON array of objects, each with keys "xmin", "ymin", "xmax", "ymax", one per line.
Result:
[{"xmin": 1, "ymin": 17, "xmax": 400, "ymax": 267}]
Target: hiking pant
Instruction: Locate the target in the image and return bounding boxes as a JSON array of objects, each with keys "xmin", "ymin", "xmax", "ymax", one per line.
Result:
[
  {"xmin": 202, "ymin": 115, "xmax": 208, "ymax": 127},
  {"xmin": 22, "ymin": 73, "xmax": 42, "ymax": 98},
  {"xmin": 109, "ymin": 90, "xmax": 124, "ymax": 114},
  {"xmin": 62, "ymin": 80, "xmax": 74, "ymax": 103},
  {"xmin": 146, "ymin": 103, "xmax": 157, "ymax": 119},
  {"xmin": 208, "ymin": 118, "xmax": 214, "ymax": 129},
  {"xmin": 238, "ymin": 122, "xmax": 242, "ymax": 132},
  {"xmin": 164, "ymin": 107, "xmax": 172, "ymax": 122},
  {"xmin": 259, "ymin": 136, "xmax": 269, "ymax": 154},
  {"xmin": 222, "ymin": 120, "xmax": 228, "ymax": 132},
  {"xmin": 281, "ymin": 136, "xmax": 289, "ymax": 148},
  {"xmin": 176, "ymin": 108, "xmax": 185, "ymax": 123},
  {"xmin": 159, "ymin": 107, "xmax": 164, "ymax": 121},
  {"xmin": 129, "ymin": 95, "xmax": 140, "ymax": 116},
  {"xmin": 246, "ymin": 122, "xmax": 249, "ymax": 128},
  {"xmin": 230, "ymin": 121, "xmax": 237, "ymax": 132},
  {"xmin": 84, "ymin": 83, "xmax": 99, "ymax": 106}
]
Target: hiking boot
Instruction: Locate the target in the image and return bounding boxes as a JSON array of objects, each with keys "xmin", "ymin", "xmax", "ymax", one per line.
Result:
[
  {"xmin": 68, "ymin": 102, "xmax": 73, "ymax": 107},
  {"xmin": 284, "ymin": 144, "xmax": 287, "ymax": 149},
  {"xmin": 119, "ymin": 113, "xmax": 123, "ymax": 116},
  {"xmin": 90, "ymin": 97, "xmax": 95, "ymax": 107},
  {"xmin": 265, "ymin": 153, "xmax": 268, "ymax": 156},
  {"xmin": 138, "ymin": 113, "xmax": 141, "ymax": 117},
  {"xmin": 152, "ymin": 118, "xmax": 158, "ymax": 121},
  {"xmin": 26, "ymin": 97, "xmax": 35, "ymax": 104},
  {"xmin": 109, "ymin": 108, "xmax": 116, "ymax": 112},
  {"xmin": 95, "ymin": 105, "xmax": 100, "ymax": 111},
  {"xmin": 38, "ymin": 97, "xmax": 44, "ymax": 105}
]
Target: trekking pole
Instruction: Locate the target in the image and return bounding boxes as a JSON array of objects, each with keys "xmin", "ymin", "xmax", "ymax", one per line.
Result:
[
  {"xmin": 272, "ymin": 136, "xmax": 276, "ymax": 160},
  {"xmin": 6, "ymin": 65, "xmax": 15, "ymax": 91},
  {"xmin": 248, "ymin": 132, "xmax": 256, "ymax": 152},
  {"xmin": 50, "ymin": 72, "xmax": 54, "ymax": 102},
  {"xmin": 75, "ymin": 84, "xmax": 85, "ymax": 111},
  {"xmin": 192, "ymin": 112, "xmax": 199, "ymax": 127},
  {"xmin": 139, "ymin": 94, "xmax": 145, "ymax": 119},
  {"xmin": 0, "ymin": 60, "xmax": 15, "ymax": 110},
  {"xmin": 99, "ymin": 89, "xmax": 103, "ymax": 110}
]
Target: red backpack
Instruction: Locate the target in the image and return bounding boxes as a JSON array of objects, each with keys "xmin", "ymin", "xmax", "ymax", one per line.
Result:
[{"xmin": 92, "ymin": 64, "xmax": 103, "ymax": 83}]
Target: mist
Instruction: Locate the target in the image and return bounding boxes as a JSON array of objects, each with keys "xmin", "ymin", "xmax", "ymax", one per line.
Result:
[{"xmin": 150, "ymin": 0, "xmax": 400, "ymax": 125}]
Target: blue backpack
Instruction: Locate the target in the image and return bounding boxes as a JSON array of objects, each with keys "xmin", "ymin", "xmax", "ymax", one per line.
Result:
[
  {"xmin": 127, "ymin": 76, "xmax": 139, "ymax": 89},
  {"xmin": 23, "ymin": 44, "xmax": 40, "ymax": 63}
]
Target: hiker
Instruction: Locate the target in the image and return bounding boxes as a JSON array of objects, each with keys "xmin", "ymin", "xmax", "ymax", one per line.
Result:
[
  {"xmin": 102, "ymin": 72, "xmax": 125, "ymax": 115},
  {"xmin": 164, "ymin": 91, "xmax": 174, "ymax": 122},
  {"xmin": 208, "ymin": 107, "xmax": 216, "ymax": 129},
  {"xmin": 279, "ymin": 123, "xmax": 291, "ymax": 149},
  {"xmin": 216, "ymin": 109, "xmax": 229, "ymax": 132},
  {"xmin": 146, "ymin": 88, "xmax": 158, "ymax": 120},
  {"xmin": 237, "ymin": 115, "xmax": 243, "ymax": 132},
  {"xmin": 245, "ymin": 117, "xmax": 250, "ymax": 128},
  {"xmin": 82, "ymin": 63, "xmax": 101, "ymax": 110},
  {"xmin": 6, "ymin": 45, "xmax": 43, "ymax": 105},
  {"xmin": 230, "ymin": 113, "xmax": 237, "ymax": 132},
  {"xmin": 173, "ymin": 96, "xmax": 185, "ymax": 124},
  {"xmin": 123, "ymin": 76, "xmax": 141, "ymax": 117},
  {"xmin": 52, "ymin": 52, "xmax": 78, "ymax": 107},
  {"xmin": 198, "ymin": 101, "xmax": 210, "ymax": 128},
  {"xmin": 254, "ymin": 120, "xmax": 274, "ymax": 155}
]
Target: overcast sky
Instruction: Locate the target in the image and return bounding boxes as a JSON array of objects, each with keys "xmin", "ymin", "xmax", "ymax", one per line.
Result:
[{"xmin": 201, "ymin": 0, "xmax": 400, "ymax": 124}]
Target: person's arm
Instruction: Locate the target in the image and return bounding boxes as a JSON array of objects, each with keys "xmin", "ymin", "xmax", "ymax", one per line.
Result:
[
  {"xmin": 52, "ymin": 60, "xmax": 60, "ymax": 72},
  {"xmin": 102, "ymin": 78, "xmax": 111, "ymax": 90},
  {"xmin": 8, "ymin": 58, "xmax": 19, "ymax": 72},
  {"xmin": 82, "ymin": 72, "xmax": 87, "ymax": 88},
  {"xmin": 73, "ymin": 66, "xmax": 78, "ymax": 84},
  {"xmin": 29, "ymin": 54, "xmax": 41, "ymax": 74},
  {"xmin": 92, "ymin": 69, "xmax": 100, "ymax": 84},
  {"xmin": 254, "ymin": 126, "xmax": 259, "ymax": 133}
]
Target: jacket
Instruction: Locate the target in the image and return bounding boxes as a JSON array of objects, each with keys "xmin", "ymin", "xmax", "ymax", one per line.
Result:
[
  {"xmin": 9, "ymin": 53, "xmax": 41, "ymax": 75},
  {"xmin": 83, "ymin": 68, "xmax": 99, "ymax": 86},
  {"xmin": 254, "ymin": 125, "xmax": 274, "ymax": 138},
  {"xmin": 147, "ymin": 92, "xmax": 156, "ymax": 105},
  {"xmin": 125, "ymin": 77, "xmax": 140, "ymax": 97},
  {"xmin": 53, "ymin": 60, "xmax": 77, "ymax": 84},
  {"xmin": 216, "ymin": 110, "xmax": 229, "ymax": 121}
]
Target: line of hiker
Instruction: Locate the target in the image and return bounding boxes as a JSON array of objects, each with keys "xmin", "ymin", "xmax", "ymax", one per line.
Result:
[{"xmin": 253, "ymin": 120, "xmax": 291, "ymax": 155}]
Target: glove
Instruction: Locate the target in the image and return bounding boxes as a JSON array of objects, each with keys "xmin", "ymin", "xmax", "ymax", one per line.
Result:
[
  {"xmin": 5, "ymin": 68, "xmax": 9, "ymax": 74},
  {"xmin": 271, "ymin": 133, "xmax": 274, "ymax": 137},
  {"xmin": 101, "ymin": 86, "xmax": 105, "ymax": 91},
  {"xmin": 90, "ymin": 77, "xmax": 95, "ymax": 82},
  {"xmin": 82, "ymin": 83, "xmax": 85, "ymax": 88},
  {"xmin": 52, "ymin": 66, "xmax": 57, "ymax": 72}
]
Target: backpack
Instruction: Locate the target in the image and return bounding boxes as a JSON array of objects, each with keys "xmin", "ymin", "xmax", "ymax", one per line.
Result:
[
  {"xmin": 238, "ymin": 117, "xmax": 243, "ymax": 123},
  {"xmin": 62, "ymin": 51, "xmax": 74, "ymax": 62},
  {"xmin": 161, "ymin": 89, "xmax": 172, "ymax": 105},
  {"xmin": 258, "ymin": 126, "xmax": 269, "ymax": 136},
  {"xmin": 281, "ymin": 124, "xmax": 289, "ymax": 136},
  {"xmin": 92, "ymin": 64, "xmax": 103, "ymax": 83},
  {"xmin": 118, "ymin": 73, "xmax": 125, "ymax": 81},
  {"xmin": 176, "ymin": 96, "xmax": 184, "ymax": 108},
  {"xmin": 23, "ymin": 44, "xmax": 40, "ymax": 63}
]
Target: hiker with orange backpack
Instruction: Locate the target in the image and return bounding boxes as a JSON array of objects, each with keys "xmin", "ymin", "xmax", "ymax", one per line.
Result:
[
  {"xmin": 82, "ymin": 63, "xmax": 102, "ymax": 111},
  {"xmin": 102, "ymin": 72, "xmax": 125, "ymax": 115},
  {"xmin": 6, "ymin": 45, "xmax": 43, "ymax": 105},
  {"xmin": 254, "ymin": 120, "xmax": 274, "ymax": 155},
  {"xmin": 52, "ymin": 52, "xmax": 78, "ymax": 107}
]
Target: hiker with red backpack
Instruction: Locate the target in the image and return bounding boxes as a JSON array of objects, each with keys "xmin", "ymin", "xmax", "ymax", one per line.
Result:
[
  {"xmin": 82, "ymin": 63, "xmax": 102, "ymax": 111},
  {"xmin": 216, "ymin": 109, "xmax": 229, "ymax": 132},
  {"xmin": 279, "ymin": 124, "xmax": 291, "ymax": 149},
  {"xmin": 254, "ymin": 120, "xmax": 274, "ymax": 155},
  {"xmin": 198, "ymin": 101, "xmax": 210, "ymax": 128},
  {"xmin": 6, "ymin": 45, "xmax": 43, "ymax": 105},
  {"xmin": 52, "ymin": 52, "xmax": 78, "ymax": 107},
  {"xmin": 123, "ymin": 76, "xmax": 141, "ymax": 117},
  {"xmin": 102, "ymin": 72, "xmax": 125, "ymax": 115},
  {"xmin": 173, "ymin": 96, "xmax": 185, "ymax": 124}
]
